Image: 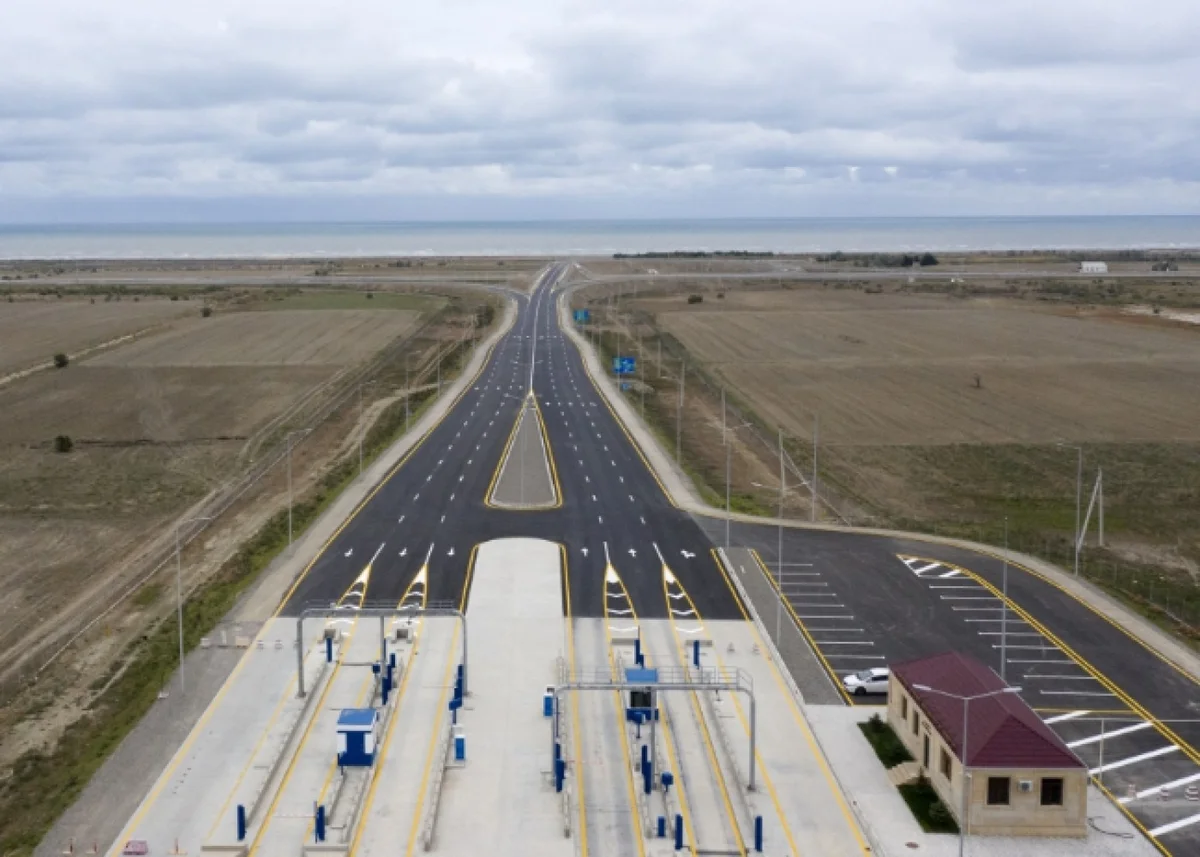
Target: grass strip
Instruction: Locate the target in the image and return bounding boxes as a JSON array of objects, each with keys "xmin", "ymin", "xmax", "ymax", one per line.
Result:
[
  {"xmin": 898, "ymin": 776, "xmax": 960, "ymax": 834},
  {"xmin": 858, "ymin": 714, "xmax": 914, "ymax": 770},
  {"xmin": 0, "ymin": 316, "xmax": 485, "ymax": 856}
]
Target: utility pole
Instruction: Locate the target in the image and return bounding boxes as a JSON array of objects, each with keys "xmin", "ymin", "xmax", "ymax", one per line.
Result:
[
  {"xmin": 811, "ymin": 413, "xmax": 819, "ymax": 523},
  {"xmin": 175, "ymin": 515, "xmax": 214, "ymax": 694},
  {"xmin": 1000, "ymin": 518, "xmax": 1009, "ymax": 681},
  {"xmin": 776, "ymin": 428, "xmax": 785, "ymax": 643},
  {"xmin": 676, "ymin": 363, "xmax": 685, "ymax": 464}
]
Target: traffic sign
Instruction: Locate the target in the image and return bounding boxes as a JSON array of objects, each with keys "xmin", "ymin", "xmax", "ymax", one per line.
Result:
[
  {"xmin": 573, "ymin": 309, "xmax": 591, "ymax": 323},
  {"xmin": 613, "ymin": 356, "xmax": 636, "ymax": 375}
]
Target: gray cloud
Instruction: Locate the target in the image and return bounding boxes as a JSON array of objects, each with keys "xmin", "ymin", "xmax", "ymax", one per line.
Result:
[{"xmin": 0, "ymin": 0, "xmax": 1198, "ymax": 219}]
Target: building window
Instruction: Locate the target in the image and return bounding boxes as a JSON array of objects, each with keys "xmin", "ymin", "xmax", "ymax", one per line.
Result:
[
  {"xmin": 901, "ymin": 695, "xmax": 908, "ymax": 719},
  {"xmin": 913, "ymin": 713, "xmax": 920, "ymax": 735},
  {"xmin": 939, "ymin": 748, "xmax": 952, "ymax": 779},
  {"xmin": 987, "ymin": 777, "xmax": 1011, "ymax": 806},
  {"xmin": 1041, "ymin": 778, "xmax": 1064, "ymax": 806}
]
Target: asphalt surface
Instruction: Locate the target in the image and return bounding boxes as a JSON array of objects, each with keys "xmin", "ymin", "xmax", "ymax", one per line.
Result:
[
  {"xmin": 698, "ymin": 517, "xmax": 1200, "ymax": 854},
  {"xmin": 281, "ymin": 264, "xmax": 743, "ymax": 621}
]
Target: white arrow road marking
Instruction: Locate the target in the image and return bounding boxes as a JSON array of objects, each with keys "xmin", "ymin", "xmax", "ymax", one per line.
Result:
[
  {"xmin": 438, "ymin": 458, "xmax": 444, "ymax": 466},
  {"xmin": 440, "ymin": 515, "xmax": 446, "ymax": 523},
  {"xmin": 414, "ymin": 493, "xmax": 419, "ymax": 501},
  {"xmin": 459, "ymin": 475, "xmax": 464, "ymax": 482},
  {"xmin": 345, "ymin": 548, "xmax": 354, "ymax": 558},
  {"xmin": 448, "ymin": 547, "xmax": 455, "ymax": 556},
  {"xmin": 619, "ymin": 476, "xmax": 624, "ymax": 483},
  {"xmin": 449, "ymin": 493, "xmax": 455, "ymax": 502},
  {"xmin": 398, "ymin": 515, "xmax": 405, "ymax": 523},
  {"xmin": 628, "ymin": 548, "xmax": 637, "ymax": 557},
  {"xmin": 467, "ymin": 459, "xmax": 472, "ymax": 465},
  {"xmin": 426, "ymin": 475, "xmax": 432, "ymax": 482},
  {"xmin": 681, "ymin": 550, "xmax": 696, "ymax": 559},
  {"xmin": 592, "ymin": 494, "xmax": 597, "ymax": 501},
  {"xmin": 629, "ymin": 495, "xmax": 635, "ymax": 502},
  {"xmin": 598, "ymin": 516, "xmax": 604, "ymax": 524},
  {"xmin": 399, "ymin": 548, "xmax": 408, "ymax": 557},
  {"xmin": 581, "ymin": 547, "xmax": 589, "ymax": 557},
  {"xmin": 640, "ymin": 517, "xmax": 646, "ymax": 525}
]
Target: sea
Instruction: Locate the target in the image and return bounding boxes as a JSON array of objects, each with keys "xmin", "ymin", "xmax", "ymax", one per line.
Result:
[{"xmin": 0, "ymin": 216, "xmax": 1198, "ymax": 260}]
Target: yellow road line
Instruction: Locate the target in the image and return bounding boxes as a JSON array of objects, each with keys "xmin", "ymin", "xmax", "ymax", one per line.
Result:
[
  {"xmin": 911, "ymin": 554, "xmax": 1200, "ymax": 766},
  {"xmin": 274, "ymin": 306, "xmax": 514, "ymax": 616},
  {"xmin": 246, "ymin": 565, "xmax": 382, "ymax": 855},
  {"xmin": 202, "ymin": 561, "xmax": 369, "ymax": 840},
  {"xmin": 483, "ymin": 393, "xmax": 526, "ymax": 506},
  {"xmin": 561, "ymin": 543, "xmax": 590, "ymax": 857},
  {"xmin": 1095, "ymin": 778, "xmax": 1173, "ymax": 856},
  {"xmin": 602, "ymin": 564, "xmax": 648, "ymax": 857},
  {"xmin": 532, "ymin": 393, "xmax": 564, "ymax": 507},
  {"xmin": 661, "ymin": 566, "xmax": 747, "ymax": 856},
  {"xmin": 712, "ymin": 549, "xmax": 873, "ymax": 855},
  {"xmin": 749, "ymin": 549, "xmax": 857, "ymax": 706},
  {"xmin": 555, "ymin": 291, "xmax": 678, "ymax": 506},
  {"xmin": 346, "ymin": 568, "xmax": 432, "ymax": 853}
]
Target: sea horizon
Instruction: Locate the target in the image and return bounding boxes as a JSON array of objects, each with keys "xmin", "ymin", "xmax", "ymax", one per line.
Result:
[{"xmin": 1, "ymin": 215, "xmax": 1198, "ymax": 260}]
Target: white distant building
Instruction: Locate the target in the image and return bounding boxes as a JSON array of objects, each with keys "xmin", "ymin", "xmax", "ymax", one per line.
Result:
[{"xmin": 1079, "ymin": 261, "xmax": 1108, "ymax": 274}]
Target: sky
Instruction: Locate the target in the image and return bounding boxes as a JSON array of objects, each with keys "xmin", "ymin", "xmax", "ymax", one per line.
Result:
[{"xmin": 1, "ymin": 0, "xmax": 1198, "ymax": 222}]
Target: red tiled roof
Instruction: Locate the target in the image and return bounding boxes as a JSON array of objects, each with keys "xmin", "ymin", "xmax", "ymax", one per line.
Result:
[{"xmin": 891, "ymin": 651, "xmax": 1084, "ymax": 770}]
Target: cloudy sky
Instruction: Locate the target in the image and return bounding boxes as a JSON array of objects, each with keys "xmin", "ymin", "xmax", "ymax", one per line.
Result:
[{"xmin": 1, "ymin": 0, "xmax": 1198, "ymax": 222}]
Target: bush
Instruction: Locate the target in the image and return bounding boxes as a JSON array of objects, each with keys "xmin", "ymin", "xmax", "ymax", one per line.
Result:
[
  {"xmin": 920, "ymin": 252, "xmax": 939, "ymax": 266},
  {"xmin": 53, "ymin": 353, "xmax": 69, "ymax": 369},
  {"xmin": 201, "ymin": 306, "xmax": 213, "ymax": 318},
  {"xmin": 170, "ymin": 294, "xmax": 179, "ymax": 301},
  {"xmin": 899, "ymin": 776, "xmax": 959, "ymax": 833},
  {"xmin": 54, "ymin": 435, "xmax": 73, "ymax": 453},
  {"xmin": 366, "ymin": 292, "xmax": 374, "ymax": 300},
  {"xmin": 687, "ymin": 294, "xmax": 703, "ymax": 304},
  {"xmin": 859, "ymin": 714, "xmax": 914, "ymax": 769}
]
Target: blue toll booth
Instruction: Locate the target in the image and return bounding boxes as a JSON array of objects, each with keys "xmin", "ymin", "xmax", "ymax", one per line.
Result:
[
  {"xmin": 336, "ymin": 708, "xmax": 380, "ymax": 767},
  {"xmin": 625, "ymin": 667, "xmax": 659, "ymax": 722}
]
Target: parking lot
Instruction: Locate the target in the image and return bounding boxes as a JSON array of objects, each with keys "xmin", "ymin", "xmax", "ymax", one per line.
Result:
[{"xmin": 716, "ymin": 516, "xmax": 1200, "ymax": 857}]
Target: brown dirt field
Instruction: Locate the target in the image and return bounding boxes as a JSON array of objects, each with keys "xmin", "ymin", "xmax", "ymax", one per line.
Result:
[
  {"xmin": 0, "ymin": 298, "xmax": 191, "ymax": 374},
  {"xmin": 86, "ymin": 309, "xmax": 419, "ymax": 367},
  {"xmin": 658, "ymin": 292, "xmax": 1200, "ymax": 445}
]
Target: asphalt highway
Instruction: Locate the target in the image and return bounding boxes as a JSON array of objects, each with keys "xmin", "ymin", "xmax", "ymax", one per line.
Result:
[{"xmin": 281, "ymin": 263, "xmax": 744, "ymax": 620}]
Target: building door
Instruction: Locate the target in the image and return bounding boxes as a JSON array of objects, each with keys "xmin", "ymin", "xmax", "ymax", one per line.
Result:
[{"xmin": 923, "ymin": 735, "xmax": 930, "ymax": 768}]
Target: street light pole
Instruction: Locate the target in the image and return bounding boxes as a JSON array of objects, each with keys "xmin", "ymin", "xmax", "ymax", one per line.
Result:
[
  {"xmin": 175, "ymin": 515, "xmax": 215, "ymax": 694},
  {"xmin": 676, "ymin": 363, "xmax": 685, "ymax": 464},
  {"xmin": 1001, "ymin": 518, "xmax": 1009, "ymax": 681},
  {"xmin": 913, "ymin": 684, "xmax": 1022, "ymax": 857}
]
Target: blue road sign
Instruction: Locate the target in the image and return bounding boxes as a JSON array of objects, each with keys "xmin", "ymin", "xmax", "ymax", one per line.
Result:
[
  {"xmin": 573, "ymin": 309, "xmax": 591, "ymax": 323},
  {"xmin": 613, "ymin": 356, "xmax": 636, "ymax": 375}
]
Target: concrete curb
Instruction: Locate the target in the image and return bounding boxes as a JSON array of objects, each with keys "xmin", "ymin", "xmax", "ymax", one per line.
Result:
[
  {"xmin": 235, "ymin": 293, "xmax": 520, "ymax": 622},
  {"xmin": 555, "ymin": 284, "xmax": 1200, "ymax": 685}
]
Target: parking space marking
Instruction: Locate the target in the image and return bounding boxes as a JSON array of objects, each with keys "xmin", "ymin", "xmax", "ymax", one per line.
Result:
[
  {"xmin": 1122, "ymin": 773, "xmax": 1200, "ymax": 803},
  {"xmin": 897, "ymin": 552, "xmax": 1200, "ymax": 855},
  {"xmin": 1045, "ymin": 710, "xmax": 1091, "ymax": 724},
  {"xmin": 1068, "ymin": 722, "xmax": 1153, "ymax": 748},
  {"xmin": 1092, "ymin": 745, "xmax": 1178, "ymax": 775}
]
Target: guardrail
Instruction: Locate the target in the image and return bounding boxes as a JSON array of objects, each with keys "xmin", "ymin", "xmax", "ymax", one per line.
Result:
[{"xmin": 418, "ymin": 711, "xmax": 453, "ymax": 850}]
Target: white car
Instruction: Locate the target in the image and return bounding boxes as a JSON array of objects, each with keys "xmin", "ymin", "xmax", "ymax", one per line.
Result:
[{"xmin": 843, "ymin": 667, "xmax": 890, "ymax": 697}]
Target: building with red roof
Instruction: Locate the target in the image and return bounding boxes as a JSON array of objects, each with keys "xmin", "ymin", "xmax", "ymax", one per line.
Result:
[{"xmin": 887, "ymin": 651, "xmax": 1088, "ymax": 838}]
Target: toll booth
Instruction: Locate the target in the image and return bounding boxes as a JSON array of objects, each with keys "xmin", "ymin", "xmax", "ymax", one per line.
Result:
[
  {"xmin": 624, "ymin": 667, "xmax": 659, "ymax": 722},
  {"xmin": 336, "ymin": 708, "xmax": 380, "ymax": 767}
]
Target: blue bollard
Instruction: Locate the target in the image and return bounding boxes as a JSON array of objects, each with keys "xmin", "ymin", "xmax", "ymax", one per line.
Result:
[
  {"xmin": 693, "ymin": 640, "xmax": 700, "ymax": 668},
  {"xmin": 661, "ymin": 771, "xmax": 674, "ymax": 794},
  {"xmin": 754, "ymin": 815, "xmax": 764, "ymax": 852},
  {"xmin": 325, "ymin": 636, "xmax": 333, "ymax": 663},
  {"xmin": 315, "ymin": 805, "xmax": 326, "ymax": 842},
  {"xmin": 674, "ymin": 814, "xmax": 683, "ymax": 851},
  {"xmin": 555, "ymin": 741, "xmax": 562, "ymax": 761},
  {"xmin": 634, "ymin": 636, "xmax": 642, "ymax": 667},
  {"xmin": 382, "ymin": 676, "xmax": 391, "ymax": 706},
  {"xmin": 543, "ymin": 693, "xmax": 554, "ymax": 717},
  {"xmin": 372, "ymin": 661, "xmax": 381, "ymax": 675},
  {"xmin": 454, "ymin": 732, "xmax": 466, "ymax": 761},
  {"xmin": 236, "ymin": 804, "xmax": 246, "ymax": 842},
  {"xmin": 555, "ymin": 758, "xmax": 566, "ymax": 792},
  {"xmin": 657, "ymin": 816, "xmax": 667, "ymax": 838},
  {"xmin": 390, "ymin": 652, "xmax": 397, "ymax": 669}
]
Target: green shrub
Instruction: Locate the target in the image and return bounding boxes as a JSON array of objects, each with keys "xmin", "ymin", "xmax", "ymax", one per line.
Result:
[
  {"xmin": 53, "ymin": 352, "xmax": 69, "ymax": 368},
  {"xmin": 859, "ymin": 714, "xmax": 914, "ymax": 769},
  {"xmin": 53, "ymin": 435, "xmax": 73, "ymax": 454}
]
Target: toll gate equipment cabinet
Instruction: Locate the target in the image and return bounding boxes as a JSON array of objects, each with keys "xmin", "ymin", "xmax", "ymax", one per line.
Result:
[{"xmin": 336, "ymin": 708, "xmax": 380, "ymax": 767}]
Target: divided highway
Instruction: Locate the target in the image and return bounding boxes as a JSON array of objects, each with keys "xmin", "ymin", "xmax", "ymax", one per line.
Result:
[{"xmin": 281, "ymin": 263, "xmax": 742, "ymax": 620}]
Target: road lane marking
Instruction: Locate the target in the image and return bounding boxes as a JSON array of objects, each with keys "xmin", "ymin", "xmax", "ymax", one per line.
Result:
[
  {"xmin": 1068, "ymin": 721, "xmax": 1152, "ymax": 747},
  {"xmin": 1090, "ymin": 745, "xmax": 1178, "ymax": 775}
]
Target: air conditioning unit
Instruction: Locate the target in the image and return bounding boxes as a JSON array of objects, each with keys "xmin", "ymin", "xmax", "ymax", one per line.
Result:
[{"xmin": 1019, "ymin": 780, "xmax": 1034, "ymax": 793}]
